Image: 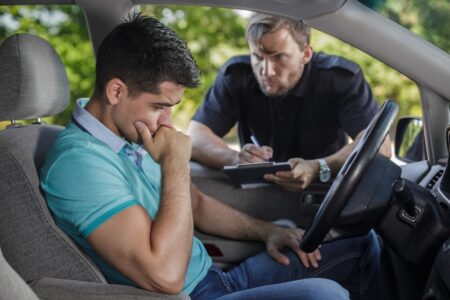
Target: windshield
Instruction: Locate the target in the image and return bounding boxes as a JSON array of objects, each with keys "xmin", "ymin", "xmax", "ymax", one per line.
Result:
[{"xmin": 362, "ymin": 0, "xmax": 450, "ymax": 54}]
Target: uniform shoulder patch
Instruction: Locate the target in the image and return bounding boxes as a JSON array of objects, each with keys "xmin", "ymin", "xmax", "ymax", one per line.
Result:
[
  {"xmin": 314, "ymin": 53, "xmax": 360, "ymax": 75},
  {"xmin": 222, "ymin": 55, "xmax": 252, "ymax": 75}
]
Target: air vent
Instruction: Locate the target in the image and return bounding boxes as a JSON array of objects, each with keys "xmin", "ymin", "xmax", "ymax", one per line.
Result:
[{"xmin": 426, "ymin": 169, "xmax": 444, "ymax": 189}]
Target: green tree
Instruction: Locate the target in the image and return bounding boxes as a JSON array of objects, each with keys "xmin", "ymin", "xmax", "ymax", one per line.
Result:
[
  {"xmin": 378, "ymin": 0, "xmax": 450, "ymax": 53},
  {"xmin": 312, "ymin": 30, "xmax": 421, "ymax": 117},
  {"xmin": 141, "ymin": 5, "xmax": 248, "ymax": 129}
]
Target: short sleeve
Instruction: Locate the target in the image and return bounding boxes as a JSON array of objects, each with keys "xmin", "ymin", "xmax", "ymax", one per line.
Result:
[
  {"xmin": 40, "ymin": 148, "xmax": 138, "ymax": 238},
  {"xmin": 336, "ymin": 68, "xmax": 379, "ymax": 138},
  {"xmin": 192, "ymin": 68, "xmax": 240, "ymax": 137}
]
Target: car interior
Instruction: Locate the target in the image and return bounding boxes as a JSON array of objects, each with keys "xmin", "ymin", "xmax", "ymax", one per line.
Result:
[{"xmin": 0, "ymin": 1, "xmax": 450, "ymax": 300}]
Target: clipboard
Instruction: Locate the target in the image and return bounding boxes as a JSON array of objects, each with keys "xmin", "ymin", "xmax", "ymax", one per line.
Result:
[{"xmin": 223, "ymin": 161, "xmax": 292, "ymax": 188}]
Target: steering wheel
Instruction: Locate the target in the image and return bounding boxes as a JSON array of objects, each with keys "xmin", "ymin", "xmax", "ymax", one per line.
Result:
[{"xmin": 300, "ymin": 100, "xmax": 399, "ymax": 252}]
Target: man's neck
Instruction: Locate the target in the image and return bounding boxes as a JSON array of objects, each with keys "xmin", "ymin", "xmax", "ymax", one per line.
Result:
[{"xmin": 85, "ymin": 98, "xmax": 120, "ymax": 137}]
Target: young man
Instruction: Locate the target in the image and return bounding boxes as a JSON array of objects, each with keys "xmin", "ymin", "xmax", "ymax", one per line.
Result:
[
  {"xmin": 188, "ymin": 13, "xmax": 391, "ymax": 191},
  {"xmin": 40, "ymin": 13, "xmax": 378, "ymax": 300}
]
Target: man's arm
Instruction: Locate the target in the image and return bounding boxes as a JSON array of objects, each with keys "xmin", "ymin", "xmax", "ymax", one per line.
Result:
[
  {"xmin": 87, "ymin": 125, "xmax": 193, "ymax": 294},
  {"xmin": 264, "ymin": 129, "xmax": 392, "ymax": 191},
  {"xmin": 190, "ymin": 184, "xmax": 321, "ymax": 267},
  {"xmin": 188, "ymin": 121, "xmax": 273, "ymax": 169}
]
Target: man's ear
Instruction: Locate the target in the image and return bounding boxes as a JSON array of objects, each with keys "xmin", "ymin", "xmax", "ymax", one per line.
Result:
[
  {"xmin": 105, "ymin": 78, "xmax": 127, "ymax": 105},
  {"xmin": 302, "ymin": 45, "xmax": 313, "ymax": 64}
]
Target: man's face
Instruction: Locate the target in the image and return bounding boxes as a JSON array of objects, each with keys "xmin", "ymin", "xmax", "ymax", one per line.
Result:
[
  {"xmin": 249, "ymin": 27, "xmax": 312, "ymax": 97},
  {"xmin": 111, "ymin": 81, "xmax": 185, "ymax": 143}
]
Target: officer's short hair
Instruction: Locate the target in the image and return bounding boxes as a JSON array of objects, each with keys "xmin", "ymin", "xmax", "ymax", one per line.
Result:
[
  {"xmin": 93, "ymin": 12, "xmax": 200, "ymax": 99},
  {"xmin": 246, "ymin": 13, "xmax": 311, "ymax": 50}
]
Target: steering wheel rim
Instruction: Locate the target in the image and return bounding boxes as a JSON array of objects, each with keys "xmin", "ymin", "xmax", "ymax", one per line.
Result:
[{"xmin": 300, "ymin": 100, "xmax": 399, "ymax": 252}]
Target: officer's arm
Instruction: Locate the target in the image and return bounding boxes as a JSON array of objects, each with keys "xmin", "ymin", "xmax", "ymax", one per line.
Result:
[
  {"xmin": 324, "ymin": 129, "xmax": 392, "ymax": 176},
  {"xmin": 264, "ymin": 128, "xmax": 392, "ymax": 191},
  {"xmin": 188, "ymin": 120, "xmax": 239, "ymax": 169}
]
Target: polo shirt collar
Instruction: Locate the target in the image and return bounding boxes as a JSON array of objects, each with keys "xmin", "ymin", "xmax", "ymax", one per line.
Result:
[{"xmin": 72, "ymin": 98, "xmax": 126, "ymax": 153}]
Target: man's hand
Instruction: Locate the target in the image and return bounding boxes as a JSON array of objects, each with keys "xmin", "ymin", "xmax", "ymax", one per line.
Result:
[
  {"xmin": 264, "ymin": 158, "xmax": 319, "ymax": 191},
  {"xmin": 265, "ymin": 226, "xmax": 321, "ymax": 268},
  {"xmin": 237, "ymin": 144, "xmax": 273, "ymax": 164},
  {"xmin": 135, "ymin": 121, "xmax": 191, "ymax": 164}
]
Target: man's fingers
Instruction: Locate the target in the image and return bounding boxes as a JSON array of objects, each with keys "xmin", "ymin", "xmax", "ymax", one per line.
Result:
[
  {"xmin": 241, "ymin": 153, "xmax": 266, "ymax": 163},
  {"xmin": 314, "ymin": 248, "xmax": 322, "ymax": 261},
  {"xmin": 298, "ymin": 251, "xmax": 310, "ymax": 268},
  {"xmin": 267, "ymin": 246, "xmax": 290, "ymax": 266},
  {"xmin": 242, "ymin": 144, "xmax": 272, "ymax": 160},
  {"xmin": 307, "ymin": 252, "xmax": 319, "ymax": 268},
  {"xmin": 274, "ymin": 171, "xmax": 295, "ymax": 178},
  {"xmin": 260, "ymin": 146, "xmax": 273, "ymax": 158},
  {"xmin": 263, "ymin": 174, "xmax": 279, "ymax": 183},
  {"xmin": 286, "ymin": 237, "xmax": 316, "ymax": 269},
  {"xmin": 135, "ymin": 121, "xmax": 153, "ymax": 146},
  {"xmin": 263, "ymin": 179, "xmax": 306, "ymax": 192},
  {"xmin": 264, "ymin": 174, "xmax": 303, "ymax": 184},
  {"xmin": 295, "ymin": 248, "xmax": 320, "ymax": 269},
  {"xmin": 285, "ymin": 237, "xmax": 314, "ymax": 268}
]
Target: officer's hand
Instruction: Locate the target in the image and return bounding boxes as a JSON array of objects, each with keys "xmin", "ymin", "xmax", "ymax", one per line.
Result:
[
  {"xmin": 237, "ymin": 144, "xmax": 273, "ymax": 164},
  {"xmin": 135, "ymin": 121, "xmax": 191, "ymax": 164},
  {"xmin": 264, "ymin": 158, "xmax": 319, "ymax": 191},
  {"xmin": 265, "ymin": 226, "xmax": 321, "ymax": 268}
]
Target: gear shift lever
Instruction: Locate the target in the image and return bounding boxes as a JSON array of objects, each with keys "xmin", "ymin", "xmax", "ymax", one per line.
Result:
[{"xmin": 392, "ymin": 179, "xmax": 416, "ymax": 216}]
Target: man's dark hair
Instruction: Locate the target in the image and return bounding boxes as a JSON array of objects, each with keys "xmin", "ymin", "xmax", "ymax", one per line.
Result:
[
  {"xmin": 246, "ymin": 13, "xmax": 311, "ymax": 50},
  {"xmin": 93, "ymin": 13, "xmax": 200, "ymax": 99}
]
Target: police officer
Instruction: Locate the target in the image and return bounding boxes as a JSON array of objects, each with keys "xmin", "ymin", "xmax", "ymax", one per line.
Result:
[{"xmin": 188, "ymin": 13, "xmax": 391, "ymax": 191}]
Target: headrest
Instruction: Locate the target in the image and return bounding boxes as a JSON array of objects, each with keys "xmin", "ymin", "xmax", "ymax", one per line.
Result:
[{"xmin": 0, "ymin": 34, "xmax": 70, "ymax": 121}]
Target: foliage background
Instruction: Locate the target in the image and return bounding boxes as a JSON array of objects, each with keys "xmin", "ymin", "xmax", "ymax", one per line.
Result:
[{"xmin": 0, "ymin": 1, "xmax": 448, "ymax": 132}]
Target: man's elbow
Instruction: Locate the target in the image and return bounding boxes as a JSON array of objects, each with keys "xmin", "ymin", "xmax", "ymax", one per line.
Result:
[
  {"xmin": 153, "ymin": 282, "xmax": 185, "ymax": 295},
  {"xmin": 140, "ymin": 268, "xmax": 186, "ymax": 295}
]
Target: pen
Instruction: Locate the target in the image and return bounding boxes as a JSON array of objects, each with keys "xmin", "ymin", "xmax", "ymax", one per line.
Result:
[
  {"xmin": 250, "ymin": 135, "xmax": 272, "ymax": 162},
  {"xmin": 250, "ymin": 135, "xmax": 261, "ymax": 147}
]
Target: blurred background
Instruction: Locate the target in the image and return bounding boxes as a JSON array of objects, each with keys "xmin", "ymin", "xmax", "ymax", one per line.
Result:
[{"xmin": 0, "ymin": 0, "xmax": 448, "ymax": 144}]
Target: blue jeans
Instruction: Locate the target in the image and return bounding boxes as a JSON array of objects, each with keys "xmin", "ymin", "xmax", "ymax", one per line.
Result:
[{"xmin": 190, "ymin": 231, "xmax": 380, "ymax": 300}]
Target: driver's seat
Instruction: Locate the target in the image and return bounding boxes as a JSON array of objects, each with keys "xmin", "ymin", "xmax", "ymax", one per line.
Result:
[{"xmin": 0, "ymin": 33, "xmax": 188, "ymax": 299}]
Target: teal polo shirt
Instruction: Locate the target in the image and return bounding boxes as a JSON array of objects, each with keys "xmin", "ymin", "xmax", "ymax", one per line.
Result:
[{"xmin": 40, "ymin": 99, "xmax": 211, "ymax": 294}]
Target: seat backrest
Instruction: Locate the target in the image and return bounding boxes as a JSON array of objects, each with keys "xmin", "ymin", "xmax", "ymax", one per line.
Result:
[{"xmin": 0, "ymin": 33, "xmax": 105, "ymax": 283}]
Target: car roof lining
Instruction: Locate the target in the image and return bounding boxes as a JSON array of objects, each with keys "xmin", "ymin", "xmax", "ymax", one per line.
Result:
[
  {"xmin": 0, "ymin": 0, "xmax": 75, "ymax": 4},
  {"xmin": 132, "ymin": 0, "xmax": 347, "ymax": 20},
  {"xmin": 0, "ymin": 0, "xmax": 347, "ymax": 20},
  {"xmin": 0, "ymin": 0, "xmax": 449, "ymax": 101}
]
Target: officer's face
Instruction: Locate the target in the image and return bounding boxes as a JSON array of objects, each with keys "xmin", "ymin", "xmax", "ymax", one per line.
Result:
[{"xmin": 249, "ymin": 28, "xmax": 312, "ymax": 97}]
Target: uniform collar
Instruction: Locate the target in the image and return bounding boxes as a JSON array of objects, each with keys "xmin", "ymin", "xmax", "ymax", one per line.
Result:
[{"xmin": 72, "ymin": 98, "xmax": 127, "ymax": 154}]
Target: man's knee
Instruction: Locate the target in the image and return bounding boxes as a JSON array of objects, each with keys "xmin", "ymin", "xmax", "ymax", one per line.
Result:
[{"xmin": 299, "ymin": 278, "xmax": 350, "ymax": 300}]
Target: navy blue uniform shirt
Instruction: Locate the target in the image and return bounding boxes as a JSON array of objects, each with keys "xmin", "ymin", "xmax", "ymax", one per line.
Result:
[{"xmin": 192, "ymin": 53, "xmax": 378, "ymax": 162}]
